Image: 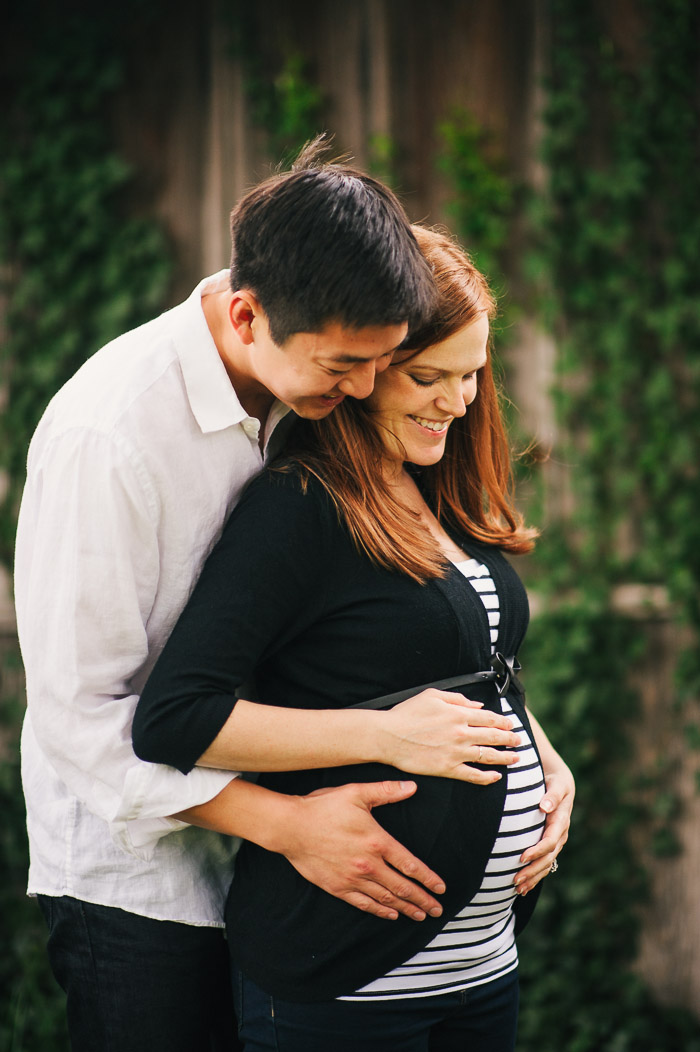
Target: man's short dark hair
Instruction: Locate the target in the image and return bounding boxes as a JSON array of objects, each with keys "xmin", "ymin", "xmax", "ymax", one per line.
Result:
[{"xmin": 229, "ymin": 136, "xmax": 436, "ymax": 345}]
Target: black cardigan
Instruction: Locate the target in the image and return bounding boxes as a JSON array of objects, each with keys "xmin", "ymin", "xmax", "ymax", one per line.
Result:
[{"xmin": 134, "ymin": 469, "xmax": 541, "ymax": 1001}]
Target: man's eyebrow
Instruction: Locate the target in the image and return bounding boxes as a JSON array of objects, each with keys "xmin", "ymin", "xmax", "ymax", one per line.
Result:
[{"xmin": 326, "ymin": 349, "xmax": 397, "ymax": 364}]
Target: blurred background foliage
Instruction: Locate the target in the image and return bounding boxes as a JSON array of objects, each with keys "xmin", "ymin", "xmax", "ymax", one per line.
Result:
[
  {"xmin": 0, "ymin": 8, "xmax": 172, "ymax": 566},
  {"xmin": 0, "ymin": 8, "xmax": 172, "ymax": 1049},
  {"xmin": 1, "ymin": 0, "xmax": 699, "ymax": 1048}
]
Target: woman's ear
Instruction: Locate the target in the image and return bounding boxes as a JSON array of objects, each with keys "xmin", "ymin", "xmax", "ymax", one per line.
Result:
[{"xmin": 229, "ymin": 290, "xmax": 264, "ymax": 346}]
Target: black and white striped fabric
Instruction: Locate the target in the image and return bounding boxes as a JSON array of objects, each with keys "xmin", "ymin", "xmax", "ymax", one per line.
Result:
[
  {"xmin": 458, "ymin": 556, "xmax": 500, "ymax": 651},
  {"xmin": 341, "ymin": 557, "xmax": 545, "ymax": 1001}
]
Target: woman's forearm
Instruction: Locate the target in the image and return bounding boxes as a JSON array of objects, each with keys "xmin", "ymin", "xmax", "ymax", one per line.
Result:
[
  {"xmin": 197, "ymin": 693, "xmax": 521, "ymax": 781},
  {"xmin": 197, "ymin": 699, "xmax": 380, "ymax": 771},
  {"xmin": 526, "ymin": 707, "xmax": 574, "ymax": 785},
  {"xmin": 515, "ymin": 706, "xmax": 574, "ymax": 892}
]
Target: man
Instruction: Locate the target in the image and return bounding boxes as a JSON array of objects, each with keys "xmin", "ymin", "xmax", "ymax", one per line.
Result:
[{"xmin": 15, "ymin": 140, "xmax": 573, "ymax": 1051}]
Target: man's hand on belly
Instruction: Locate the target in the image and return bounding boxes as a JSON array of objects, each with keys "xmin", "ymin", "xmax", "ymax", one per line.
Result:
[
  {"xmin": 175, "ymin": 776, "xmax": 446, "ymax": 921},
  {"xmin": 279, "ymin": 780, "xmax": 447, "ymax": 921}
]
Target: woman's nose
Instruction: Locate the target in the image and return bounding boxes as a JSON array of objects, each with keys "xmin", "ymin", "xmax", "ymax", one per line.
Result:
[{"xmin": 436, "ymin": 382, "xmax": 470, "ymax": 417}]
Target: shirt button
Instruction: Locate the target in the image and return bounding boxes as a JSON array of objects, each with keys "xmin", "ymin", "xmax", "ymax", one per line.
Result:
[{"xmin": 242, "ymin": 419, "xmax": 259, "ymax": 437}]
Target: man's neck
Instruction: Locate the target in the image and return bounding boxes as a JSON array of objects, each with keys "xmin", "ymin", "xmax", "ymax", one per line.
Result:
[{"xmin": 201, "ymin": 289, "xmax": 275, "ymax": 429}]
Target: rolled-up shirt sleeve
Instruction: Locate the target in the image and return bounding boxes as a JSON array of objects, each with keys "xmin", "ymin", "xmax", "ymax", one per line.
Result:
[{"xmin": 15, "ymin": 426, "xmax": 236, "ymax": 854}]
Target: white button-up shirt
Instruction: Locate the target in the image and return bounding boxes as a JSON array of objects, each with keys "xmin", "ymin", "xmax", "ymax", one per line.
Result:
[{"xmin": 15, "ymin": 272, "xmax": 290, "ymax": 925}]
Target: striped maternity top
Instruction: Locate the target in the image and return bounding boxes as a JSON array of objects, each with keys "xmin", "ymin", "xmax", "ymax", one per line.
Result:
[{"xmin": 342, "ymin": 557, "xmax": 546, "ymax": 1001}]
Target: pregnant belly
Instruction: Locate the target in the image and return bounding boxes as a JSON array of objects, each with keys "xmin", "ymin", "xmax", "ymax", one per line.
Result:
[{"xmin": 226, "ymin": 694, "xmax": 542, "ymax": 1001}]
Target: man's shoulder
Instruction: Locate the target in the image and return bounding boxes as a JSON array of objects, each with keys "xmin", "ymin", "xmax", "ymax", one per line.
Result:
[
  {"xmin": 32, "ymin": 299, "xmax": 202, "ymax": 456},
  {"xmin": 34, "ymin": 273, "xmax": 234, "ymax": 449}
]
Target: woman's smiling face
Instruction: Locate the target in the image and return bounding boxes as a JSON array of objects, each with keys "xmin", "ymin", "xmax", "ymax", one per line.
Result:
[{"xmin": 366, "ymin": 313, "xmax": 490, "ymax": 469}]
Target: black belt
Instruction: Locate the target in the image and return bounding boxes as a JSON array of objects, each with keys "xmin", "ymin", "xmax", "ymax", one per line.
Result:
[{"xmin": 350, "ymin": 653, "xmax": 523, "ymax": 711}]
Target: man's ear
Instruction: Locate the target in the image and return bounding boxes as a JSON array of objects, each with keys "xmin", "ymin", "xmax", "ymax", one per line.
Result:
[{"xmin": 229, "ymin": 290, "xmax": 264, "ymax": 346}]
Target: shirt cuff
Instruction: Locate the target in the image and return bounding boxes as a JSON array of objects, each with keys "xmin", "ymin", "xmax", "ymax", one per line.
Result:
[{"xmin": 111, "ymin": 764, "xmax": 239, "ymax": 859}]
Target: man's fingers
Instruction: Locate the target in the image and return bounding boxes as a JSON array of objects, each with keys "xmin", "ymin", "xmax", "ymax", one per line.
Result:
[
  {"xmin": 340, "ymin": 890, "xmax": 400, "ymax": 921},
  {"xmin": 338, "ymin": 885, "xmax": 438, "ymax": 923},
  {"xmin": 354, "ymin": 779, "xmax": 418, "ymax": 808},
  {"xmin": 340, "ymin": 781, "xmax": 447, "ymax": 905},
  {"xmin": 373, "ymin": 868, "xmax": 443, "ymax": 917},
  {"xmin": 332, "ymin": 846, "xmax": 445, "ymax": 919},
  {"xmin": 343, "ymin": 874, "xmax": 438, "ymax": 922},
  {"xmin": 380, "ymin": 840, "xmax": 446, "ymax": 903},
  {"xmin": 351, "ymin": 785, "xmax": 448, "ymax": 906}
]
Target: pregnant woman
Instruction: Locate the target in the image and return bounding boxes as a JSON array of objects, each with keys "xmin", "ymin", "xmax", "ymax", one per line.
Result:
[{"xmin": 134, "ymin": 225, "xmax": 573, "ymax": 1051}]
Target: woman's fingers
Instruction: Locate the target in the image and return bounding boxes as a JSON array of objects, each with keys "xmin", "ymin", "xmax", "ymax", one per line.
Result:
[
  {"xmin": 514, "ymin": 769, "xmax": 573, "ymax": 893},
  {"xmin": 382, "ymin": 690, "xmax": 521, "ymax": 779}
]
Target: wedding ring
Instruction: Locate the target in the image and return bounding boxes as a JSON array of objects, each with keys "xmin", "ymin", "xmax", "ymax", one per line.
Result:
[{"xmin": 549, "ymin": 858, "xmax": 559, "ymax": 874}]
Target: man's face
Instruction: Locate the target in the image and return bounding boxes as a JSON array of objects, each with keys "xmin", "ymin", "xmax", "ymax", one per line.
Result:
[{"xmin": 249, "ymin": 317, "xmax": 409, "ymax": 419}]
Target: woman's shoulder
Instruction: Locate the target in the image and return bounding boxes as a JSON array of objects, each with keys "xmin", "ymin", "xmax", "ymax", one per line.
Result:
[
  {"xmin": 230, "ymin": 459, "xmax": 337, "ymax": 538},
  {"xmin": 241, "ymin": 459, "xmax": 330, "ymax": 504},
  {"xmin": 205, "ymin": 462, "xmax": 337, "ymax": 574}
]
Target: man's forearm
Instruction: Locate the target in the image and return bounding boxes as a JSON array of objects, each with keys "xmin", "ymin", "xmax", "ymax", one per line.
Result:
[
  {"xmin": 174, "ymin": 775, "xmax": 297, "ymax": 849},
  {"xmin": 175, "ymin": 775, "xmax": 447, "ymax": 922}
]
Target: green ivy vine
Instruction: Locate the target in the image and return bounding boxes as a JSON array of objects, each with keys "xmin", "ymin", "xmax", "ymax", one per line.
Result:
[
  {"xmin": 437, "ymin": 109, "xmax": 514, "ymax": 285},
  {"xmin": 224, "ymin": 3, "xmax": 324, "ymax": 165},
  {"xmin": 437, "ymin": 2, "xmax": 700, "ymax": 1046},
  {"xmin": 516, "ymin": 0, "xmax": 700, "ymax": 1047}
]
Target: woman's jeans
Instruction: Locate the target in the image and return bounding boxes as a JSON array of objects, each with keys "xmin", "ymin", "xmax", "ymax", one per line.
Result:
[
  {"xmin": 233, "ymin": 967, "xmax": 519, "ymax": 1052},
  {"xmin": 37, "ymin": 895, "xmax": 239, "ymax": 1052}
]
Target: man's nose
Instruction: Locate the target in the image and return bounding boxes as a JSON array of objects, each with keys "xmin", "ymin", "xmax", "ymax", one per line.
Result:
[{"xmin": 337, "ymin": 361, "xmax": 377, "ymax": 399}]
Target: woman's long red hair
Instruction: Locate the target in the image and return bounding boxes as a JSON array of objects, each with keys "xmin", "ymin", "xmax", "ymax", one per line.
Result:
[{"xmin": 279, "ymin": 225, "xmax": 537, "ymax": 582}]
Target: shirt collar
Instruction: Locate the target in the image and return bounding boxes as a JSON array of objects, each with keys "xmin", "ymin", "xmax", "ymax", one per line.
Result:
[{"xmin": 172, "ymin": 271, "xmax": 281, "ymax": 435}]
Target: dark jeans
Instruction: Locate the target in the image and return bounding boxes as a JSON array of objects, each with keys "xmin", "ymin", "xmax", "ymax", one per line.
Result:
[
  {"xmin": 37, "ymin": 895, "xmax": 240, "ymax": 1052},
  {"xmin": 233, "ymin": 967, "xmax": 519, "ymax": 1052}
]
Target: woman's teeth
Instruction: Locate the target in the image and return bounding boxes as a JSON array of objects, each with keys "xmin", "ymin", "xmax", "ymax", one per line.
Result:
[{"xmin": 411, "ymin": 416, "xmax": 449, "ymax": 433}]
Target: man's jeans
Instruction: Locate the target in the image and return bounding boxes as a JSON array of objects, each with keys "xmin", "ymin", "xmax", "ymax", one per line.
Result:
[
  {"xmin": 233, "ymin": 965, "xmax": 519, "ymax": 1052},
  {"xmin": 37, "ymin": 895, "xmax": 239, "ymax": 1052}
]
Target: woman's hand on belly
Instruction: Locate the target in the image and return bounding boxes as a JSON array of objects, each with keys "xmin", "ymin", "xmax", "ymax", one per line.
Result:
[
  {"xmin": 513, "ymin": 715, "xmax": 575, "ymax": 897},
  {"xmin": 377, "ymin": 691, "xmax": 521, "ymax": 783}
]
